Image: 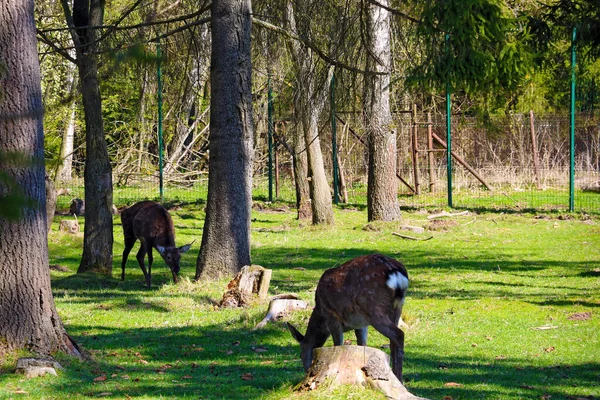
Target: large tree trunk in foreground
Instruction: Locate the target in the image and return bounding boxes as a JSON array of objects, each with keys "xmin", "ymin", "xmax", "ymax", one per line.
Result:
[
  {"xmin": 364, "ymin": 0, "xmax": 400, "ymax": 222},
  {"xmin": 195, "ymin": 0, "xmax": 254, "ymax": 280},
  {"xmin": 0, "ymin": 0, "xmax": 79, "ymax": 357},
  {"xmin": 61, "ymin": 0, "xmax": 114, "ymax": 275},
  {"xmin": 77, "ymin": 52, "xmax": 114, "ymax": 275},
  {"xmin": 296, "ymin": 346, "xmax": 426, "ymax": 400}
]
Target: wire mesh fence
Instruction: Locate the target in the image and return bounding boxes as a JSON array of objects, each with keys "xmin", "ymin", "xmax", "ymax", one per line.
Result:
[{"xmin": 55, "ymin": 112, "xmax": 600, "ymax": 214}]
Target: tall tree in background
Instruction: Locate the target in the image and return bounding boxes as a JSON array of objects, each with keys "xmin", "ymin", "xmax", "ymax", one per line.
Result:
[
  {"xmin": 195, "ymin": 0, "xmax": 254, "ymax": 280},
  {"xmin": 0, "ymin": 0, "xmax": 79, "ymax": 357},
  {"xmin": 61, "ymin": 0, "xmax": 114, "ymax": 275},
  {"xmin": 364, "ymin": 0, "xmax": 400, "ymax": 222},
  {"xmin": 284, "ymin": 0, "xmax": 334, "ymax": 225}
]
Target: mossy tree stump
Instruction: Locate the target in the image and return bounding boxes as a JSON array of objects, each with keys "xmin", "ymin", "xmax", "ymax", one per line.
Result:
[{"xmin": 295, "ymin": 345, "xmax": 427, "ymax": 400}]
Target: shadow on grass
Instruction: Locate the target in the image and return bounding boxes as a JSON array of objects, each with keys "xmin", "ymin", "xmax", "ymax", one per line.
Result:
[
  {"xmin": 36, "ymin": 240, "xmax": 600, "ymax": 399},
  {"xmin": 50, "ymin": 243, "xmax": 600, "ymax": 309},
  {"xmin": 1, "ymin": 320, "xmax": 597, "ymax": 399}
]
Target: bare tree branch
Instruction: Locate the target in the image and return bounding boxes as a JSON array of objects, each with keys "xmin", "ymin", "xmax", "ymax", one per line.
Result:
[
  {"xmin": 252, "ymin": 17, "xmax": 384, "ymax": 76},
  {"xmin": 36, "ymin": 28, "xmax": 75, "ymax": 63}
]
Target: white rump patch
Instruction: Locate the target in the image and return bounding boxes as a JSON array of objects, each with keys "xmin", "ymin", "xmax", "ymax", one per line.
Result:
[{"xmin": 386, "ymin": 272, "xmax": 409, "ymax": 291}]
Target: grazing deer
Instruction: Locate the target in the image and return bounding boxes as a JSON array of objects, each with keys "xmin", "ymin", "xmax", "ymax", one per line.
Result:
[
  {"xmin": 121, "ymin": 201, "xmax": 192, "ymax": 287},
  {"xmin": 287, "ymin": 254, "xmax": 409, "ymax": 382}
]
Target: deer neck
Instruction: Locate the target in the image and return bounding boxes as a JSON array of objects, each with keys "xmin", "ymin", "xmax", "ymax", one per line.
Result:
[{"xmin": 304, "ymin": 307, "xmax": 330, "ymax": 348}]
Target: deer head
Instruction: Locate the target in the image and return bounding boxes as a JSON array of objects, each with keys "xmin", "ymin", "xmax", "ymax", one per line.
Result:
[{"xmin": 156, "ymin": 244, "xmax": 192, "ymax": 280}]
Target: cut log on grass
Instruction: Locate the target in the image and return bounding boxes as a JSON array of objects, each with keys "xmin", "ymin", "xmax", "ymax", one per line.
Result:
[
  {"xmin": 427, "ymin": 210, "xmax": 469, "ymax": 220},
  {"xmin": 219, "ymin": 265, "xmax": 272, "ymax": 308},
  {"xmin": 253, "ymin": 294, "xmax": 308, "ymax": 330},
  {"xmin": 296, "ymin": 346, "xmax": 428, "ymax": 400}
]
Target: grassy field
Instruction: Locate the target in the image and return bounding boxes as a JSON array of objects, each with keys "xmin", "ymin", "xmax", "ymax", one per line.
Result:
[{"xmin": 1, "ymin": 201, "xmax": 599, "ymax": 399}]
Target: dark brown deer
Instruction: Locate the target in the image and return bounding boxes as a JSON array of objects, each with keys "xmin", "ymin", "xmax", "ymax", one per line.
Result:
[
  {"xmin": 287, "ymin": 254, "xmax": 409, "ymax": 382},
  {"xmin": 121, "ymin": 201, "xmax": 192, "ymax": 287}
]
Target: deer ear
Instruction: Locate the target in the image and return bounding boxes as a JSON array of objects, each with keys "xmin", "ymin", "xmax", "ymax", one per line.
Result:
[
  {"xmin": 156, "ymin": 245, "xmax": 166, "ymax": 255},
  {"xmin": 287, "ymin": 322, "xmax": 304, "ymax": 343},
  {"xmin": 179, "ymin": 244, "xmax": 192, "ymax": 253}
]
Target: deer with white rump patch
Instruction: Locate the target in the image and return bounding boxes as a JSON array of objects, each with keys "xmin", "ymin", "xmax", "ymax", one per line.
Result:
[
  {"xmin": 287, "ymin": 254, "xmax": 409, "ymax": 382},
  {"xmin": 121, "ymin": 201, "xmax": 192, "ymax": 287}
]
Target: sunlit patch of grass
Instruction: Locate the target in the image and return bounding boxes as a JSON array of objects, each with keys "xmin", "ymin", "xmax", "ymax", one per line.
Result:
[{"xmin": 1, "ymin": 204, "xmax": 598, "ymax": 399}]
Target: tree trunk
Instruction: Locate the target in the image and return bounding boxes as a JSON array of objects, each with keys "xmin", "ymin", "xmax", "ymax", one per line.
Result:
[
  {"xmin": 364, "ymin": 0, "xmax": 400, "ymax": 222},
  {"xmin": 303, "ymin": 99, "xmax": 334, "ymax": 224},
  {"xmin": 56, "ymin": 99, "xmax": 76, "ymax": 183},
  {"xmin": 296, "ymin": 346, "xmax": 426, "ymax": 400},
  {"xmin": 45, "ymin": 174, "xmax": 57, "ymax": 232},
  {"xmin": 195, "ymin": 0, "xmax": 254, "ymax": 280},
  {"xmin": 0, "ymin": 0, "xmax": 79, "ymax": 357},
  {"xmin": 285, "ymin": 1, "xmax": 334, "ymax": 225},
  {"xmin": 293, "ymin": 122, "xmax": 312, "ymax": 220},
  {"xmin": 62, "ymin": 0, "xmax": 114, "ymax": 275},
  {"xmin": 55, "ymin": 50, "xmax": 77, "ymax": 184}
]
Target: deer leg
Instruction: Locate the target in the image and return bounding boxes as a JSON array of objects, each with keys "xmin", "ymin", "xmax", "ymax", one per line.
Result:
[
  {"xmin": 371, "ymin": 319, "xmax": 405, "ymax": 382},
  {"xmin": 328, "ymin": 320, "xmax": 344, "ymax": 346},
  {"xmin": 355, "ymin": 327, "xmax": 368, "ymax": 346},
  {"xmin": 135, "ymin": 245, "xmax": 150, "ymax": 287},
  {"xmin": 146, "ymin": 244, "xmax": 153, "ymax": 287},
  {"xmin": 121, "ymin": 236, "xmax": 136, "ymax": 281}
]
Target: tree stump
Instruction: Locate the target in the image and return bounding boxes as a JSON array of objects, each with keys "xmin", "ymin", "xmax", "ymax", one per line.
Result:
[
  {"xmin": 59, "ymin": 217, "xmax": 80, "ymax": 234},
  {"xmin": 219, "ymin": 265, "xmax": 272, "ymax": 308},
  {"xmin": 296, "ymin": 346, "xmax": 428, "ymax": 400}
]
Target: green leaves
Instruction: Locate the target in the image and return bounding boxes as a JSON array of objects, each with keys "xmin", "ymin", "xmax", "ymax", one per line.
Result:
[{"xmin": 408, "ymin": 0, "xmax": 534, "ymax": 102}]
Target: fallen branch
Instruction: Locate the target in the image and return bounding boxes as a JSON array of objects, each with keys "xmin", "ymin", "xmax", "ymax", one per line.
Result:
[
  {"xmin": 427, "ymin": 210, "xmax": 470, "ymax": 220},
  {"xmin": 392, "ymin": 232, "xmax": 433, "ymax": 241}
]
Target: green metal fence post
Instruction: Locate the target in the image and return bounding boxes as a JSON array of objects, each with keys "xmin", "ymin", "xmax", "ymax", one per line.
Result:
[
  {"xmin": 445, "ymin": 33, "xmax": 453, "ymax": 208},
  {"xmin": 268, "ymin": 76, "xmax": 274, "ymax": 202},
  {"xmin": 569, "ymin": 26, "xmax": 577, "ymax": 212},
  {"xmin": 331, "ymin": 72, "xmax": 339, "ymax": 205},
  {"xmin": 157, "ymin": 43, "xmax": 164, "ymax": 203}
]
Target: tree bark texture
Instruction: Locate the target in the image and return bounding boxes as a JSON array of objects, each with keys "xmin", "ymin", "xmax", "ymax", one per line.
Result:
[
  {"xmin": 195, "ymin": 0, "xmax": 254, "ymax": 280},
  {"xmin": 293, "ymin": 122, "xmax": 312, "ymax": 220},
  {"xmin": 55, "ymin": 51, "xmax": 77, "ymax": 184},
  {"xmin": 64, "ymin": 0, "xmax": 114, "ymax": 275},
  {"xmin": 285, "ymin": 2, "xmax": 334, "ymax": 225},
  {"xmin": 56, "ymin": 101, "xmax": 76, "ymax": 182},
  {"xmin": 0, "ymin": 0, "xmax": 78, "ymax": 357},
  {"xmin": 364, "ymin": 0, "xmax": 400, "ymax": 222},
  {"xmin": 45, "ymin": 174, "xmax": 57, "ymax": 232}
]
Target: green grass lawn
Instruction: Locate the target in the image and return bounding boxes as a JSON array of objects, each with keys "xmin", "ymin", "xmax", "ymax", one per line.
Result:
[{"xmin": 1, "ymin": 202, "xmax": 599, "ymax": 399}]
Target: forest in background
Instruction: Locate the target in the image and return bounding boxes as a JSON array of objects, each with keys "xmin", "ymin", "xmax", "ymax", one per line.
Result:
[{"xmin": 36, "ymin": 0, "xmax": 600, "ymax": 203}]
